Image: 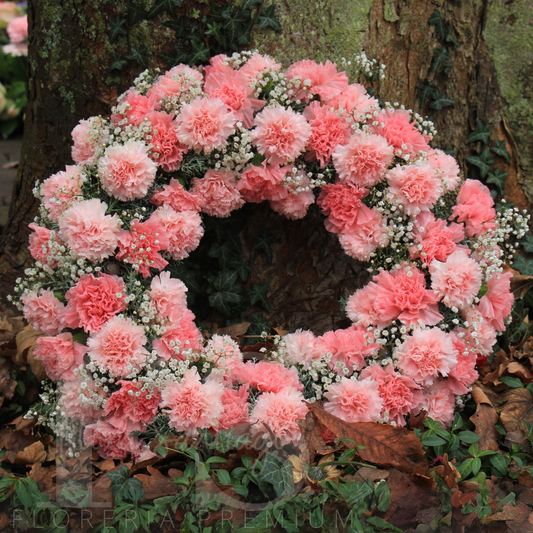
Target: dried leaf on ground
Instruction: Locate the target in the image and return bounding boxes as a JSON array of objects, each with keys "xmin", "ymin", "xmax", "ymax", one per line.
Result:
[
  {"xmin": 13, "ymin": 441, "xmax": 47, "ymax": 465},
  {"xmin": 213, "ymin": 322, "xmax": 250, "ymax": 338},
  {"xmin": 431, "ymin": 454, "xmax": 460, "ymax": 490},
  {"xmin": 307, "ymin": 402, "xmax": 428, "ymax": 475},
  {"xmin": 471, "ymin": 383, "xmax": 500, "ymax": 451},
  {"xmin": 0, "ymin": 359, "xmax": 16, "ymax": 399},
  {"xmin": 15, "ymin": 324, "xmax": 46, "ymax": 381},
  {"xmin": 488, "ymin": 501, "xmax": 532, "ymax": 524},
  {"xmin": 500, "ymin": 388, "xmax": 533, "ymax": 437},
  {"xmin": 511, "ymin": 275, "xmax": 533, "ymax": 299},
  {"xmin": 297, "ymin": 411, "xmax": 327, "ymax": 465},
  {"xmin": 134, "ymin": 466, "xmax": 177, "ymax": 499},
  {"xmin": 29, "ymin": 462, "xmax": 57, "ymax": 499}
]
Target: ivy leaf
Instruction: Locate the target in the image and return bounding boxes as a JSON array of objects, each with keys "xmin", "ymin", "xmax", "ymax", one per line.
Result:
[
  {"xmin": 147, "ymin": 0, "xmax": 182, "ymax": 19},
  {"xmin": 221, "ymin": 7, "xmax": 251, "ymax": 46},
  {"xmin": 446, "ymin": 30, "xmax": 459, "ymax": 47},
  {"xmin": 243, "ymin": 0, "xmax": 263, "ymax": 10},
  {"xmin": 127, "ymin": 3, "xmax": 148, "ymax": 27},
  {"xmin": 163, "ymin": 17, "xmax": 190, "ymax": 39},
  {"xmin": 108, "ymin": 466, "xmax": 145, "ymax": 502},
  {"xmin": 249, "ymin": 282, "xmax": 271, "ymax": 312},
  {"xmin": 158, "ymin": 46, "xmax": 188, "ymax": 68},
  {"xmin": 209, "ymin": 290, "xmax": 242, "ymax": 316},
  {"xmin": 212, "ymin": 430, "xmax": 251, "ymax": 454},
  {"xmin": 522, "ymin": 235, "xmax": 533, "ymax": 254},
  {"xmin": 188, "ymin": 38, "xmax": 210, "ymax": 65},
  {"xmin": 258, "ymin": 4, "xmax": 282, "ymax": 32},
  {"xmin": 205, "ymin": 21, "xmax": 224, "ymax": 45},
  {"xmin": 467, "ymin": 120, "xmax": 491, "ymax": 144},
  {"xmin": 467, "ymin": 149, "xmax": 494, "ymax": 178},
  {"xmin": 208, "ymin": 241, "xmax": 235, "ymax": 270},
  {"xmin": 431, "ymin": 46, "xmax": 451, "ymax": 73},
  {"xmin": 491, "ymin": 139, "xmax": 511, "ymax": 163},
  {"xmin": 259, "ymin": 455, "xmax": 294, "ymax": 498},
  {"xmin": 213, "ymin": 270, "xmax": 239, "ymax": 292},
  {"xmin": 127, "ymin": 45, "xmax": 148, "ymax": 69},
  {"xmin": 486, "ymin": 168, "xmax": 508, "ymax": 195},
  {"xmin": 429, "ymin": 90, "xmax": 455, "ymax": 110},
  {"xmin": 226, "ymin": 257, "xmax": 253, "ymax": 281},
  {"xmin": 254, "ymin": 229, "xmax": 275, "ymax": 264},
  {"xmin": 110, "ymin": 51, "xmax": 128, "ymax": 72},
  {"xmin": 513, "ymin": 256, "xmax": 533, "ymax": 276},
  {"xmin": 108, "ymin": 17, "xmax": 128, "ymax": 43},
  {"xmin": 247, "ymin": 313, "xmax": 270, "ymax": 336},
  {"xmin": 428, "ymin": 10, "xmax": 447, "ymax": 41},
  {"xmin": 417, "ymin": 79, "xmax": 437, "ymax": 107}
]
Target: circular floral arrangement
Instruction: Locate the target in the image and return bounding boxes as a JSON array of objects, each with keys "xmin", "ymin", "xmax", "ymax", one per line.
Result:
[{"xmin": 11, "ymin": 51, "xmax": 529, "ymax": 461}]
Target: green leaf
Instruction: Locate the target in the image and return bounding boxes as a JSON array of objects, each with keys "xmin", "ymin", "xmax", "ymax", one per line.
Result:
[
  {"xmin": 249, "ymin": 282, "xmax": 270, "ymax": 312},
  {"xmin": 431, "ymin": 46, "xmax": 452, "ymax": 73},
  {"xmin": 477, "ymin": 284, "xmax": 489, "ymax": 299},
  {"xmin": 487, "ymin": 168, "xmax": 508, "ymax": 196},
  {"xmin": 513, "ymin": 256, "xmax": 533, "ymax": 276},
  {"xmin": 108, "ymin": 17, "xmax": 128, "ymax": 43},
  {"xmin": 0, "ymin": 118, "xmax": 19, "ymax": 139},
  {"xmin": 250, "ymin": 151, "xmax": 266, "ymax": 166},
  {"xmin": 247, "ymin": 313, "xmax": 270, "ymax": 336},
  {"xmin": 243, "ymin": 0, "xmax": 264, "ymax": 9},
  {"xmin": 162, "ymin": 18, "xmax": 189, "ymax": 39},
  {"xmin": 108, "ymin": 465, "xmax": 145, "ymax": 502},
  {"xmin": 490, "ymin": 454, "xmax": 509, "ymax": 475},
  {"xmin": 110, "ymin": 51, "xmax": 128, "ymax": 72},
  {"xmin": 259, "ymin": 454, "xmax": 294, "ymax": 498},
  {"xmin": 491, "ymin": 139, "xmax": 511, "ymax": 163},
  {"xmin": 127, "ymin": 2, "xmax": 148, "ymax": 27},
  {"xmin": 258, "ymin": 4, "xmax": 282, "ymax": 31},
  {"xmin": 472, "ymin": 457, "xmax": 482, "ymax": 476},
  {"xmin": 205, "ymin": 21, "xmax": 224, "ymax": 45},
  {"xmin": 467, "ymin": 120, "xmax": 491, "ymax": 144},
  {"xmin": 429, "ymin": 90, "xmax": 455, "ymax": 110},
  {"xmin": 457, "ymin": 457, "xmax": 473, "ymax": 479},
  {"xmin": 522, "ymin": 235, "xmax": 533, "ymax": 254},
  {"xmin": 499, "ymin": 376, "xmax": 524, "ymax": 389},
  {"xmin": 375, "ymin": 481, "xmax": 391, "ymax": 512},
  {"xmin": 254, "ymin": 229, "xmax": 275, "ymax": 264},
  {"xmin": 366, "ymin": 516, "xmax": 403, "ymax": 532},
  {"xmin": 127, "ymin": 45, "xmax": 148, "ymax": 69},
  {"xmin": 209, "ymin": 290, "xmax": 242, "ymax": 316},
  {"xmin": 458, "ymin": 431, "xmax": 481, "ymax": 444},
  {"xmin": 428, "ymin": 10, "xmax": 447, "ymax": 40},
  {"xmin": 421, "ymin": 433, "xmax": 447, "ymax": 447},
  {"xmin": 215, "ymin": 470, "xmax": 232, "ymax": 485},
  {"xmin": 213, "ymin": 270, "xmax": 239, "ymax": 292},
  {"xmin": 147, "ymin": 0, "xmax": 182, "ymax": 19},
  {"xmin": 188, "ymin": 38, "xmax": 210, "ymax": 65},
  {"xmin": 221, "ymin": 7, "xmax": 252, "ymax": 47},
  {"xmin": 417, "ymin": 79, "xmax": 438, "ymax": 107},
  {"xmin": 467, "ymin": 149, "xmax": 494, "ymax": 178},
  {"xmin": 452, "ymin": 412, "xmax": 464, "ymax": 432},
  {"xmin": 309, "ymin": 506, "xmax": 323, "ymax": 529}
]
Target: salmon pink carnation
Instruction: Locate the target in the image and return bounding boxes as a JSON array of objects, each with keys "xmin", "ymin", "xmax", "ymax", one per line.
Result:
[
  {"xmin": 147, "ymin": 64, "xmax": 203, "ymax": 102},
  {"xmin": 448, "ymin": 345, "xmax": 478, "ymax": 395},
  {"xmin": 152, "ymin": 309, "xmax": 202, "ymax": 359},
  {"xmin": 236, "ymin": 163, "xmax": 287, "ymax": 203},
  {"xmin": 34, "ymin": 333, "xmax": 87, "ymax": 381},
  {"xmin": 71, "ymin": 118, "xmax": 103, "ymax": 166},
  {"xmin": 41, "ymin": 165, "xmax": 84, "ymax": 221},
  {"xmin": 111, "ymin": 90, "xmax": 158, "ymax": 126},
  {"xmin": 161, "ymin": 369, "xmax": 224, "ymax": 437},
  {"xmin": 395, "ymin": 328, "xmax": 458, "ymax": 386},
  {"xmin": 419, "ymin": 379, "xmax": 456, "ymax": 426},
  {"xmin": 232, "ymin": 361, "xmax": 302, "ymax": 393},
  {"xmin": 239, "ymin": 53, "xmax": 281, "ymax": 81},
  {"xmin": 151, "ymin": 179, "xmax": 204, "ymax": 212},
  {"xmin": 461, "ymin": 310, "xmax": 497, "ymax": 356},
  {"xmin": 87, "ymin": 316, "xmax": 148, "ymax": 377},
  {"xmin": 250, "ymin": 105, "xmax": 312, "ymax": 165},
  {"xmin": 427, "ymin": 150, "xmax": 460, "ymax": 191},
  {"xmin": 58, "ymin": 199, "xmax": 121, "ymax": 261},
  {"xmin": 282, "ymin": 329, "xmax": 321, "ymax": 368},
  {"xmin": 270, "ymin": 186, "xmax": 315, "ymax": 220},
  {"xmin": 326, "ymin": 83, "xmax": 379, "ymax": 120},
  {"xmin": 28, "ymin": 224, "xmax": 62, "ymax": 267},
  {"xmin": 386, "ymin": 162, "xmax": 442, "ymax": 216},
  {"xmin": 84, "ymin": 419, "xmax": 144, "ymax": 460},
  {"xmin": 250, "ymin": 387, "xmax": 308, "ymax": 446},
  {"xmin": 60, "ymin": 378, "xmax": 102, "ymax": 424},
  {"xmin": 21, "ymin": 289, "xmax": 65, "ymax": 335},
  {"xmin": 149, "ymin": 271, "xmax": 188, "ymax": 322},
  {"xmin": 176, "ymin": 97, "xmax": 236, "ymax": 153},
  {"xmin": 98, "ymin": 140, "xmax": 158, "ymax": 201},
  {"xmin": 191, "ymin": 169, "xmax": 244, "ymax": 218},
  {"xmin": 451, "ymin": 179, "xmax": 496, "ymax": 237},
  {"xmin": 204, "ymin": 334, "xmax": 243, "ymax": 373},
  {"xmin": 215, "ymin": 386, "xmax": 250, "ymax": 431},
  {"xmin": 332, "ymin": 132, "xmax": 394, "ymax": 187},
  {"xmin": 64, "ymin": 273, "xmax": 127, "ymax": 333},
  {"xmin": 477, "ymin": 272, "xmax": 514, "ymax": 331},
  {"xmin": 303, "ymin": 102, "xmax": 351, "ymax": 167},
  {"xmin": 323, "ymin": 378, "xmax": 383, "ymax": 423},
  {"xmin": 430, "ymin": 250, "xmax": 483, "ymax": 309}
]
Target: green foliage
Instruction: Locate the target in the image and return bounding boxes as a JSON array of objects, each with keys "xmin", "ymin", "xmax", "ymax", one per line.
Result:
[
  {"xmin": 467, "ymin": 120, "xmax": 492, "ymax": 144},
  {"xmin": 467, "ymin": 149, "xmax": 494, "ymax": 178}
]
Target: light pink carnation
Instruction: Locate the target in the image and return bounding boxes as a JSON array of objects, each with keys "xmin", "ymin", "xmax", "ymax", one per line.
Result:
[
  {"xmin": 28, "ymin": 223, "xmax": 62, "ymax": 267},
  {"xmin": 250, "ymin": 387, "xmax": 308, "ymax": 446},
  {"xmin": 409, "ymin": 212, "xmax": 466, "ymax": 266},
  {"xmin": 151, "ymin": 179, "xmax": 204, "ymax": 212},
  {"xmin": 116, "ymin": 218, "xmax": 170, "ymax": 277},
  {"xmin": 144, "ymin": 111, "xmax": 188, "ymax": 172},
  {"xmin": 204, "ymin": 334, "xmax": 243, "ymax": 372},
  {"xmin": 58, "ymin": 199, "xmax": 121, "ymax": 261},
  {"xmin": 303, "ymin": 102, "xmax": 351, "ymax": 167},
  {"xmin": 150, "ymin": 206, "xmax": 204, "ymax": 260},
  {"xmin": 430, "ymin": 250, "xmax": 483, "ymax": 309},
  {"xmin": 317, "ymin": 182, "xmax": 374, "ymax": 234},
  {"xmin": 161, "ymin": 368, "xmax": 224, "ymax": 437},
  {"xmin": 286, "ymin": 60, "xmax": 348, "ymax": 102},
  {"xmin": 71, "ymin": 118, "xmax": 102, "ymax": 166},
  {"xmin": 427, "ymin": 150, "xmax": 461, "ymax": 191},
  {"xmin": 460, "ymin": 310, "xmax": 497, "ymax": 356},
  {"xmin": 332, "ymin": 132, "xmax": 394, "ymax": 187},
  {"xmin": 147, "ymin": 64, "xmax": 203, "ymax": 102},
  {"xmin": 215, "ymin": 386, "xmax": 250, "ymax": 431},
  {"xmin": 448, "ymin": 333, "xmax": 478, "ymax": 394},
  {"xmin": 98, "ymin": 140, "xmax": 157, "ymax": 201},
  {"xmin": 386, "ymin": 162, "xmax": 442, "ymax": 216},
  {"xmin": 7, "ymin": 14, "xmax": 26, "ymax": 43},
  {"xmin": 236, "ymin": 163, "xmax": 287, "ymax": 203},
  {"xmin": 231, "ymin": 361, "xmax": 302, "ymax": 393},
  {"xmin": 250, "ymin": 105, "xmax": 312, "ymax": 165},
  {"xmin": 41, "ymin": 165, "xmax": 84, "ymax": 221},
  {"xmin": 477, "ymin": 272, "xmax": 514, "ymax": 331},
  {"xmin": 270, "ymin": 185, "xmax": 315, "ymax": 220},
  {"xmin": 239, "ymin": 53, "xmax": 281, "ymax": 82},
  {"xmin": 326, "ymin": 83, "xmax": 379, "ymax": 120},
  {"xmin": 21, "ymin": 289, "xmax": 65, "ymax": 335},
  {"xmin": 419, "ymin": 379, "xmax": 456, "ymax": 426},
  {"xmin": 84, "ymin": 419, "xmax": 144, "ymax": 460},
  {"xmin": 360, "ymin": 364, "xmax": 423, "ymax": 426},
  {"xmin": 87, "ymin": 316, "xmax": 148, "ymax": 377},
  {"xmin": 324, "ymin": 378, "xmax": 383, "ymax": 423},
  {"xmin": 64, "ymin": 273, "xmax": 127, "ymax": 333},
  {"xmin": 338, "ymin": 208, "xmax": 390, "ymax": 261},
  {"xmin": 149, "ymin": 271, "xmax": 188, "ymax": 323},
  {"xmin": 191, "ymin": 169, "xmax": 244, "ymax": 218},
  {"xmin": 34, "ymin": 333, "xmax": 87, "ymax": 381},
  {"xmin": 176, "ymin": 97, "xmax": 236, "ymax": 153},
  {"xmin": 451, "ymin": 179, "xmax": 496, "ymax": 237},
  {"xmin": 282, "ymin": 329, "xmax": 321, "ymax": 368},
  {"xmin": 395, "ymin": 328, "xmax": 458, "ymax": 386},
  {"xmin": 203, "ymin": 54, "xmax": 229, "ymax": 77},
  {"xmin": 60, "ymin": 378, "xmax": 102, "ymax": 425},
  {"xmin": 152, "ymin": 308, "xmax": 202, "ymax": 359},
  {"xmin": 111, "ymin": 90, "xmax": 158, "ymax": 126},
  {"xmin": 371, "ymin": 109, "xmax": 430, "ymax": 156}
]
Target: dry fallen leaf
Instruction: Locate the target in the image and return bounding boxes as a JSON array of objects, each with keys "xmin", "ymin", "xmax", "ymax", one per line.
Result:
[
  {"xmin": 213, "ymin": 321, "xmax": 250, "ymax": 338},
  {"xmin": 296, "ymin": 411, "xmax": 326, "ymax": 465},
  {"xmin": 15, "ymin": 325, "xmax": 46, "ymax": 381},
  {"xmin": 500, "ymin": 388, "xmax": 533, "ymax": 438},
  {"xmin": 470, "ymin": 383, "xmax": 500, "ymax": 451},
  {"xmin": 511, "ymin": 274, "xmax": 533, "ymax": 299},
  {"xmin": 431, "ymin": 454, "xmax": 460, "ymax": 490},
  {"xmin": 13, "ymin": 441, "xmax": 47, "ymax": 465},
  {"xmin": 134, "ymin": 466, "xmax": 177, "ymax": 499}
]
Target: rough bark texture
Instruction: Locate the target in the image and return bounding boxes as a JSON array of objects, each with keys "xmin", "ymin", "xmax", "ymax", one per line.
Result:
[{"xmin": 0, "ymin": 0, "xmax": 531, "ymax": 332}]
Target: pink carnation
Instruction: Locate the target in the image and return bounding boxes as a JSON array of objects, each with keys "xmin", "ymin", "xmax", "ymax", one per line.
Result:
[
  {"xmin": 451, "ymin": 179, "xmax": 496, "ymax": 237},
  {"xmin": 58, "ymin": 199, "xmax": 121, "ymax": 261},
  {"xmin": 239, "ymin": 53, "xmax": 281, "ymax": 82},
  {"xmin": 460, "ymin": 310, "xmax": 497, "ymax": 357},
  {"xmin": 386, "ymin": 162, "xmax": 442, "ymax": 216},
  {"xmin": 231, "ymin": 361, "xmax": 302, "ymax": 393},
  {"xmin": 419, "ymin": 379, "xmax": 456, "ymax": 426},
  {"xmin": 337, "ymin": 208, "xmax": 390, "ymax": 261},
  {"xmin": 317, "ymin": 182, "xmax": 374, "ymax": 234},
  {"xmin": 409, "ymin": 212, "xmax": 465, "ymax": 266},
  {"xmin": 144, "ymin": 111, "xmax": 188, "ymax": 172},
  {"xmin": 150, "ymin": 206, "xmax": 204, "ymax": 260},
  {"xmin": 28, "ymin": 223, "xmax": 62, "ymax": 267},
  {"xmin": 149, "ymin": 271, "xmax": 188, "ymax": 323},
  {"xmin": 84, "ymin": 419, "xmax": 144, "ymax": 460},
  {"xmin": 236, "ymin": 163, "xmax": 287, "ymax": 203},
  {"xmin": 448, "ymin": 333, "xmax": 478, "ymax": 394},
  {"xmin": 64, "ymin": 273, "xmax": 127, "ymax": 333},
  {"xmin": 152, "ymin": 308, "xmax": 202, "ymax": 359},
  {"xmin": 346, "ymin": 266, "xmax": 442, "ymax": 328},
  {"xmin": 215, "ymin": 386, "xmax": 250, "ymax": 431},
  {"xmin": 203, "ymin": 54, "xmax": 229, "ymax": 77},
  {"xmin": 60, "ymin": 378, "xmax": 102, "ymax": 425},
  {"xmin": 270, "ymin": 185, "xmax": 315, "ymax": 220},
  {"xmin": 111, "ymin": 90, "xmax": 158, "ymax": 126},
  {"xmin": 98, "ymin": 140, "xmax": 158, "ymax": 201},
  {"xmin": 161, "ymin": 368, "xmax": 224, "ymax": 437},
  {"xmin": 282, "ymin": 329, "xmax": 321, "ymax": 368},
  {"xmin": 147, "ymin": 64, "xmax": 203, "ymax": 102},
  {"xmin": 204, "ymin": 334, "xmax": 243, "ymax": 373},
  {"xmin": 286, "ymin": 59, "xmax": 348, "ymax": 102},
  {"xmin": 151, "ymin": 179, "xmax": 204, "ymax": 212},
  {"xmin": 371, "ymin": 109, "xmax": 430, "ymax": 156},
  {"xmin": 7, "ymin": 15, "xmax": 27, "ymax": 43},
  {"xmin": 71, "ymin": 118, "xmax": 102, "ymax": 166},
  {"xmin": 430, "ymin": 250, "xmax": 483, "ymax": 309},
  {"xmin": 303, "ymin": 102, "xmax": 351, "ymax": 167},
  {"xmin": 250, "ymin": 105, "xmax": 312, "ymax": 165},
  {"xmin": 427, "ymin": 150, "xmax": 461, "ymax": 191},
  {"xmin": 34, "ymin": 333, "xmax": 87, "ymax": 381},
  {"xmin": 477, "ymin": 272, "xmax": 514, "ymax": 331},
  {"xmin": 41, "ymin": 165, "xmax": 84, "ymax": 221},
  {"xmin": 323, "ymin": 378, "xmax": 383, "ymax": 423},
  {"xmin": 326, "ymin": 83, "xmax": 379, "ymax": 120},
  {"xmin": 21, "ymin": 289, "xmax": 65, "ymax": 335},
  {"xmin": 116, "ymin": 218, "xmax": 170, "ymax": 277},
  {"xmin": 395, "ymin": 328, "xmax": 458, "ymax": 386},
  {"xmin": 332, "ymin": 132, "xmax": 394, "ymax": 187},
  {"xmin": 87, "ymin": 316, "xmax": 148, "ymax": 377},
  {"xmin": 191, "ymin": 169, "xmax": 244, "ymax": 218},
  {"xmin": 317, "ymin": 326, "xmax": 379, "ymax": 375},
  {"xmin": 250, "ymin": 387, "xmax": 308, "ymax": 446},
  {"xmin": 360, "ymin": 364, "xmax": 423, "ymax": 426},
  {"xmin": 176, "ymin": 97, "xmax": 236, "ymax": 153}
]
